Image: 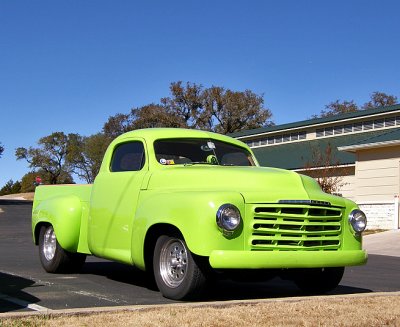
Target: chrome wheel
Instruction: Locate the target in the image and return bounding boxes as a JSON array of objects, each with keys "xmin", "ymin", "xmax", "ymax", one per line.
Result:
[
  {"xmin": 159, "ymin": 238, "xmax": 188, "ymax": 288},
  {"xmin": 39, "ymin": 225, "xmax": 86, "ymax": 273},
  {"xmin": 154, "ymin": 235, "xmax": 208, "ymax": 300},
  {"xmin": 43, "ymin": 226, "xmax": 57, "ymax": 261}
]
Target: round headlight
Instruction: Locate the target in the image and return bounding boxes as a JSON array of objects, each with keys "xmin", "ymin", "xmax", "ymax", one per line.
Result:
[
  {"xmin": 348, "ymin": 209, "xmax": 367, "ymax": 233},
  {"xmin": 216, "ymin": 204, "xmax": 242, "ymax": 232}
]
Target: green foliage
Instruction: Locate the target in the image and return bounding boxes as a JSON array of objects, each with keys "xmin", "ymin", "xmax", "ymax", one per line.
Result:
[
  {"xmin": 21, "ymin": 172, "xmax": 42, "ymax": 193},
  {"xmin": 318, "ymin": 100, "xmax": 359, "ymax": 118},
  {"xmin": 161, "ymin": 81, "xmax": 204, "ymax": 128},
  {"xmin": 0, "ymin": 142, "xmax": 4, "ymax": 158},
  {"xmin": 67, "ymin": 133, "xmax": 111, "ymax": 183},
  {"xmin": 0, "ymin": 179, "xmax": 21, "ymax": 195},
  {"xmin": 200, "ymin": 87, "xmax": 273, "ymax": 134},
  {"xmin": 103, "ymin": 81, "xmax": 273, "ymax": 137},
  {"xmin": 362, "ymin": 91, "xmax": 398, "ymax": 109},
  {"xmin": 20, "ymin": 170, "xmax": 74, "ymax": 192},
  {"xmin": 132, "ymin": 104, "xmax": 186, "ymax": 129},
  {"xmin": 15, "ymin": 132, "xmax": 75, "ymax": 185},
  {"xmin": 315, "ymin": 91, "xmax": 398, "ymax": 118},
  {"xmin": 103, "ymin": 113, "xmax": 133, "ymax": 139}
]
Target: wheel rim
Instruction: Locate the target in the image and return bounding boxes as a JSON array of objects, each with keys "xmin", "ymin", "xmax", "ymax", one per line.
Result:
[
  {"xmin": 159, "ymin": 238, "xmax": 188, "ymax": 288},
  {"xmin": 43, "ymin": 227, "xmax": 56, "ymax": 261}
]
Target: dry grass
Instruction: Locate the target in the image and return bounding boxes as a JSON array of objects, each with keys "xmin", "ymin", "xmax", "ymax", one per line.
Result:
[{"xmin": 1, "ymin": 294, "xmax": 400, "ymax": 327}]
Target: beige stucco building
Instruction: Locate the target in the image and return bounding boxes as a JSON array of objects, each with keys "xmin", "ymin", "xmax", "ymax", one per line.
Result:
[{"xmin": 232, "ymin": 104, "xmax": 400, "ymax": 229}]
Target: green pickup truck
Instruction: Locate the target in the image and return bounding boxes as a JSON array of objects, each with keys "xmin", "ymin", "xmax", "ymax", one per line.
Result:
[{"xmin": 32, "ymin": 128, "xmax": 367, "ymax": 300}]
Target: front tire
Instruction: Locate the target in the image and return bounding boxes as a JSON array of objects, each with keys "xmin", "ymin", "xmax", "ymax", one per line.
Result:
[
  {"xmin": 293, "ymin": 267, "xmax": 344, "ymax": 294},
  {"xmin": 39, "ymin": 225, "xmax": 86, "ymax": 273},
  {"xmin": 153, "ymin": 235, "xmax": 207, "ymax": 300}
]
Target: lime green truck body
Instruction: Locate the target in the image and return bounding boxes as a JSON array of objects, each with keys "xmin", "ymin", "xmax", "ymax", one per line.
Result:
[{"xmin": 32, "ymin": 128, "xmax": 367, "ymax": 297}]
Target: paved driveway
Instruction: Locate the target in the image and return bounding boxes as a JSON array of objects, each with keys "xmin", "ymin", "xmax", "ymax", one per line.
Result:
[{"xmin": 363, "ymin": 230, "xmax": 400, "ymax": 257}]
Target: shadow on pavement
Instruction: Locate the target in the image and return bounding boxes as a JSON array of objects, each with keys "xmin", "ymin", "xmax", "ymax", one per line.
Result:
[
  {"xmin": 81, "ymin": 261, "xmax": 155, "ymax": 290},
  {"xmin": 0, "ymin": 199, "xmax": 33, "ymax": 206},
  {"xmin": 80, "ymin": 260, "xmax": 372, "ymax": 302},
  {"xmin": 0, "ymin": 272, "xmax": 41, "ymax": 313}
]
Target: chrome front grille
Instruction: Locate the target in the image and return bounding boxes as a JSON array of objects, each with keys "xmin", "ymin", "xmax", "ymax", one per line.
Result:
[{"xmin": 249, "ymin": 204, "xmax": 343, "ymax": 251}]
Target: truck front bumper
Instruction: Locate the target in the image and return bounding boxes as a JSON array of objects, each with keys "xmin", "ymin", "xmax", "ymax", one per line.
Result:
[{"xmin": 209, "ymin": 250, "xmax": 367, "ymax": 269}]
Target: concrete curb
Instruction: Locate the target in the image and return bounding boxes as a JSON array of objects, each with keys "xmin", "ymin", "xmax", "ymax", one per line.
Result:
[{"xmin": 1, "ymin": 291, "xmax": 400, "ymax": 319}]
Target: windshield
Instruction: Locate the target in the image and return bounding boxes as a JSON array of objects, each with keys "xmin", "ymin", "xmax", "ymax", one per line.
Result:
[{"xmin": 154, "ymin": 138, "xmax": 256, "ymax": 167}]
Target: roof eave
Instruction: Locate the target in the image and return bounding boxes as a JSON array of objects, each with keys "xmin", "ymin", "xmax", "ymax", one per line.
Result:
[{"xmin": 338, "ymin": 140, "xmax": 400, "ymax": 153}]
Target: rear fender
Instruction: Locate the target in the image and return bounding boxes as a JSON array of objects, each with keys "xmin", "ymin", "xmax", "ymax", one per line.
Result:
[{"xmin": 32, "ymin": 194, "xmax": 82, "ymax": 252}]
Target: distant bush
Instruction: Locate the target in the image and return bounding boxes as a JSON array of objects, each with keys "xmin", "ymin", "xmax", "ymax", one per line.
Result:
[
  {"xmin": 0, "ymin": 179, "xmax": 21, "ymax": 195},
  {"xmin": 20, "ymin": 170, "xmax": 74, "ymax": 193}
]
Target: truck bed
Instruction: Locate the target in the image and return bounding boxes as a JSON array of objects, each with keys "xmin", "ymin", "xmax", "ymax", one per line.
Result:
[{"xmin": 33, "ymin": 184, "xmax": 92, "ymax": 207}]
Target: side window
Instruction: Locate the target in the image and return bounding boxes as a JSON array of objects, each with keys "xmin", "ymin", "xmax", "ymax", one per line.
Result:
[{"xmin": 110, "ymin": 142, "xmax": 145, "ymax": 172}]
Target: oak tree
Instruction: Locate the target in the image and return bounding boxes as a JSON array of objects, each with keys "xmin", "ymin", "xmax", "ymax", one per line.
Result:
[
  {"xmin": 317, "ymin": 100, "xmax": 359, "ymax": 118},
  {"xmin": 67, "ymin": 133, "xmax": 111, "ymax": 184},
  {"xmin": 15, "ymin": 132, "xmax": 74, "ymax": 184},
  {"xmin": 161, "ymin": 81, "xmax": 204, "ymax": 128},
  {"xmin": 103, "ymin": 81, "xmax": 273, "ymax": 136},
  {"xmin": 315, "ymin": 91, "xmax": 398, "ymax": 118},
  {"xmin": 131, "ymin": 104, "xmax": 186, "ymax": 129},
  {"xmin": 103, "ymin": 113, "xmax": 133, "ymax": 139},
  {"xmin": 362, "ymin": 91, "xmax": 398, "ymax": 109},
  {"xmin": 201, "ymin": 86, "xmax": 273, "ymax": 134}
]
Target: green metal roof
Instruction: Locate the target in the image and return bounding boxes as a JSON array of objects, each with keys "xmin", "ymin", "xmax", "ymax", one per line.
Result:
[
  {"xmin": 253, "ymin": 129, "xmax": 398, "ymax": 170},
  {"xmin": 347, "ymin": 127, "xmax": 400, "ymax": 146},
  {"xmin": 338, "ymin": 127, "xmax": 400, "ymax": 152},
  {"xmin": 231, "ymin": 104, "xmax": 400, "ymax": 138}
]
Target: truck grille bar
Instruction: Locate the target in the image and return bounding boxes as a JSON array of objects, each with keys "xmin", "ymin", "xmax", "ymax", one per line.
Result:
[{"xmin": 249, "ymin": 204, "xmax": 343, "ymax": 251}]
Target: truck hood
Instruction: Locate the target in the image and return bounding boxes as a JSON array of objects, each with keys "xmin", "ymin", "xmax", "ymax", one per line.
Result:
[{"xmin": 146, "ymin": 165, "xmax": 345, "ymax": 206}]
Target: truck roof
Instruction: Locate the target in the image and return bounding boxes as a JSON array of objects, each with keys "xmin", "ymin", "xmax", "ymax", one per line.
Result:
[{"xmin": 114, "ymin": 128, "xmax": 248, "ymax": 148}]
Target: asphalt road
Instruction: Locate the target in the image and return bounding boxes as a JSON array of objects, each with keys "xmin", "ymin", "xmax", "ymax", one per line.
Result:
[{"xmin": 1, "ymin": 200, "xmax": 400, "ymax": 314}]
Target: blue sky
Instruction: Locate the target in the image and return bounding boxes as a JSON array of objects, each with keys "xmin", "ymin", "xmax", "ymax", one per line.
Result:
[{"xmin": 1, "ymin": 1, "xmax": 399, "ymax": 187}]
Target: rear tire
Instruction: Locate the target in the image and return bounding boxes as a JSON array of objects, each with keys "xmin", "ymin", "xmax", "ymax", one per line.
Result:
[
  {"xmin": 293, "ymin": 267, "xmax": 344, "ymax": 294},
  {"xmin": 39, "ymin": 225, "xmax": 86, "ymax": 273},
  {"xmin": 153, "ymin": 234, "xmax": 207, "ymax": 300}
]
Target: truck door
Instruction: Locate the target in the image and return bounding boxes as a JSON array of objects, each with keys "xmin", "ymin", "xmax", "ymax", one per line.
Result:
[{"xmin": 88, "ymin": 139, "xmax": 148, "ymax": 264}]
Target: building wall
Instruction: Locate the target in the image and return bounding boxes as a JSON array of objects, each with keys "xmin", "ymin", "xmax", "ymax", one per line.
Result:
[
  {"xmin": 354, "ymin": 146, "xmax": 400, "ymax": 229},
  {"xmin": 355, "ymin": 146, "xmax": 400, "ymax": 202},
  {"xmin": 358, "ymin": 201, "xmax": 398, "ymax": 230},
  {"xmin": 339, "ymin": 174, "xmax": 356, "ymax": 200}
]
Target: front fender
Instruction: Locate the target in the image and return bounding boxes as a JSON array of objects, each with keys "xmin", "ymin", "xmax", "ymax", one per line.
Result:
[
  {"xmin": 131, "ymin": 191, "xmax": 246, "ymax": 268},
  {"xmin": 32, "ymin": 194, "xmax": 82, "ymax": 252}
]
